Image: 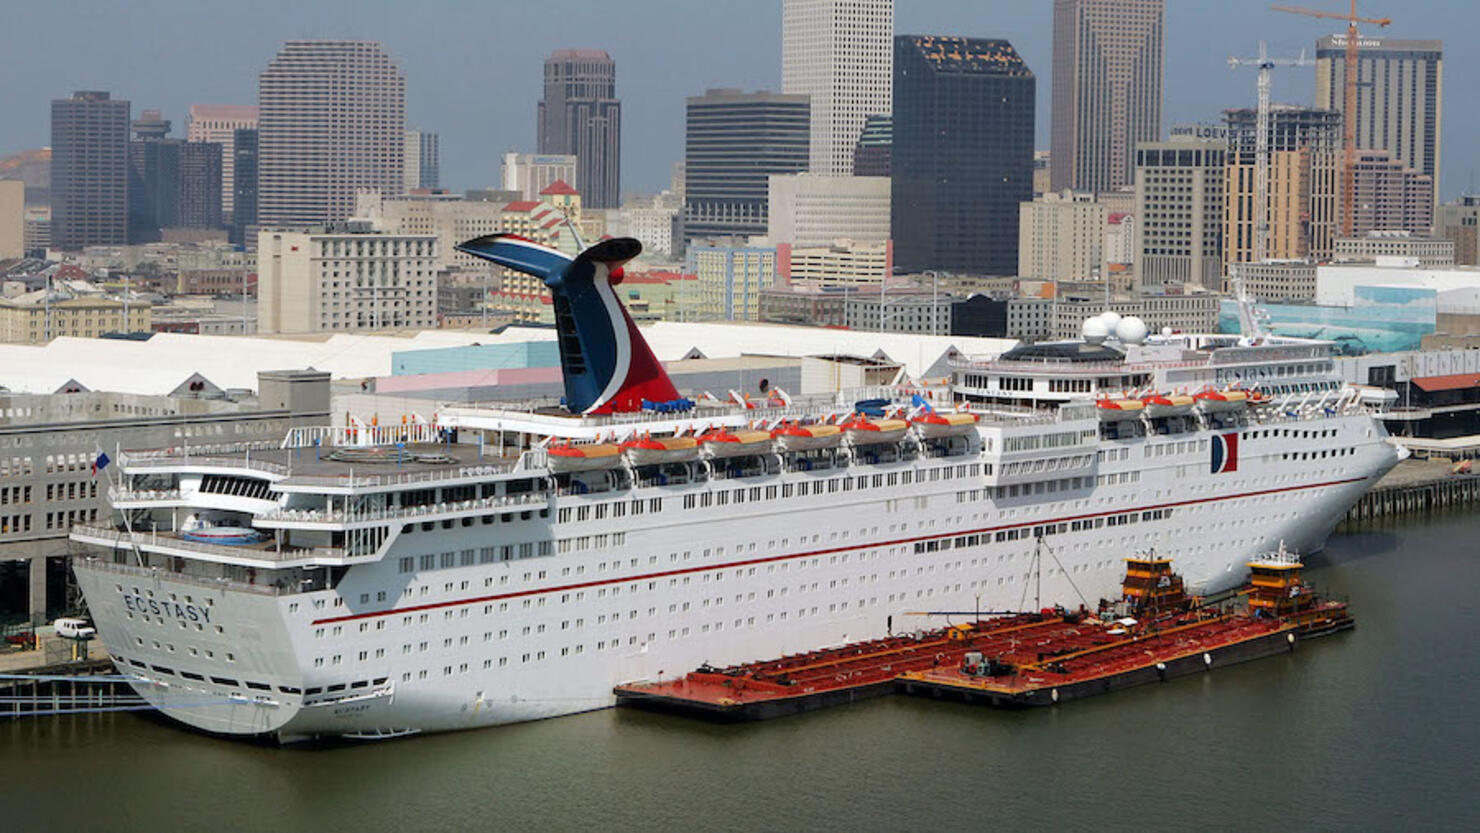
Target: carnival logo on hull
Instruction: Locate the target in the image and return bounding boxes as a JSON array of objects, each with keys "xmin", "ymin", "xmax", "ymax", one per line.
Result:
[{"xmin": 1210, "ymin": 432, "xmax": 1239, "ymax": 474}]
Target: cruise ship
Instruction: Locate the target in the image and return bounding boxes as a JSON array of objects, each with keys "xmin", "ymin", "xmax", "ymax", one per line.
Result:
[{"xmin": 70, "ymin": 234, "xmax": 1401, "ymax": 741}]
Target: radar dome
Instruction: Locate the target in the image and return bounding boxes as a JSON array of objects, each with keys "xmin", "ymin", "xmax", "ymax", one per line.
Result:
[
  {"xmin": 1098, "ymin": 311, "xmax": 1123, "ymax": 332},
  {"xmin": 1115, "ymin": 316, "xmax": 1148, "ymax": 345},
  {"xmin": 1081, "ymin": 317, "xmax": 1110, "ymax": 344}
]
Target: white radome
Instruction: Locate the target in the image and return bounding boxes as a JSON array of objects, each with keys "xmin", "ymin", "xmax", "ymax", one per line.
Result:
[
  {"xmin": 1115, "ymin": 316, "xmax": 1149, "ymax": 345},
  {"xmin": 1082, "ymin": 317, "xmax": 1110, "ymax": 344},
  {"xmin": 1098, "ymin": 311, "xmax": 1123, "ymax": 332}
]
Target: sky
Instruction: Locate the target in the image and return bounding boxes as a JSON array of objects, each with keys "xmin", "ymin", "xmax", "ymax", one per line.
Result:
[{"xmin": 0, "ymin": 0, "xmax": 1473, "ymax": 200}]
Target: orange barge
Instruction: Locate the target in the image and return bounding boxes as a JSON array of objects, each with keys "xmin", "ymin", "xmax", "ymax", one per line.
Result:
[{"xmin": 614, "ymin": 549, "xmax": 1351, "ymax": 720}]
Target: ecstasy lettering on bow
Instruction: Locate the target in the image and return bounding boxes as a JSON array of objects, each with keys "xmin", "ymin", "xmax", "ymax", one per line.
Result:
[{"xmin": 122, "ymin": 594, "xmax": 211, "ymax": 624}]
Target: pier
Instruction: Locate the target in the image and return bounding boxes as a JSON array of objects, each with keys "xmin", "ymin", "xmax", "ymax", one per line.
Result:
[{"xmin": 1345, "ymin": 458, "xmax": 1480, "ymax": 521}]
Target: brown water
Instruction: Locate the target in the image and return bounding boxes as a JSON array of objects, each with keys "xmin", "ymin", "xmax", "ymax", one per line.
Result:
[{"xmin": 4, "ymin": 514, "xmax": 1479, "ymax": 832}]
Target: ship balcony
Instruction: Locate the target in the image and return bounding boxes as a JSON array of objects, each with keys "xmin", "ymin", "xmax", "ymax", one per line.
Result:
[
  {"xmin": 254, "ymin": 491, "xmax": 550, "ymax": 530},
  {"xmin": 69, "ymin": 523, "xmax": 383, "ymax": 569}
]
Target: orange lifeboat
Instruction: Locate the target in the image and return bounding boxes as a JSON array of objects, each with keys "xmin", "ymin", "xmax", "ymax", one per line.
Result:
[
  {"xmin": 1096, "ymin": 398, "xmax": 1145, "ymax": 421},
  {"xmin": 1194, "ymin": 389, "xmax": 1250, "ymax": 414},
  {"xmin": 698, "ymin": 427, "xmax": 774, "ymax": 459},
  {"xmin": 620, "ymin": 434, "xmax": 700, "ymax": 466},
  {"xmin": 842, "ymin": 416, "xmax": 909, "ymax": 445},
  {"xmin": 1140, "ymin": 393, "xmax": 1195, "ymax": 419},
  {"xmin": 771, "ymin": 421, "xmax": 843, "ymax": 452},
  {"xmin": 546, "ymin": 441, "xmax": 622, "ymax": 473},
  {"xmin": 912, "ymin": 411, "xmax": 979, "ymax": 439}
]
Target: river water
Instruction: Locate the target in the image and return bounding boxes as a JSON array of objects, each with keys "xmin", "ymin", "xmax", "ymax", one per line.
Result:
[{"xmin": 4, "ymin": 513, "xmax": 1479, "ymax": 832}]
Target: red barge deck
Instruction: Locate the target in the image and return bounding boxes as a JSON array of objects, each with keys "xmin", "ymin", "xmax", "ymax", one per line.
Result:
[{"xmin": 614, "ymin": 550, "xmax": 1352, "ymax": 720}]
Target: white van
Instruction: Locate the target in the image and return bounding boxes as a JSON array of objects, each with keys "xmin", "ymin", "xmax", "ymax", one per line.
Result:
[{"xmin": 53, "ymin": 618, "xmax": 96, "ymax": 640}]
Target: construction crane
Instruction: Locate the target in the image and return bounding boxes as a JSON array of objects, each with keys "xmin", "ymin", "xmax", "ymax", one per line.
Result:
[
  {"xmin": 1272, "ymin": 2, "xmax": 1393, "ymax": 237},
  {"xmin": 1229, "ymin": 42, "xmax": 1312, "ymax": 263}
]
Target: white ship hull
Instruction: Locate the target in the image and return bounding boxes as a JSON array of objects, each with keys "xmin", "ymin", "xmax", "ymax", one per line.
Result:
[{"xmin": 71, "ymin": 412, "xmax": 1398, "ymax": 741}]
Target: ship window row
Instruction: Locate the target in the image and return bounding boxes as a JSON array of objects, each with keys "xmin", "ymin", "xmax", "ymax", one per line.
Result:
[
  {"xmin": 1145, "ymin": 439, "xmax": 1208, "ymax": 458},
  {"xmin": 1096, "ymin": 471, "xmax": 1142, "ymax": 487},
  {"xmin": 1282, "ymin": 447, "xmax": 1357, "ymax": 462},
  {"xmin": 397, "ymin": 542, "xmax": 553, "ymax": 574},
  {"xmin": 986, "ymin": 474, "xmax": 1103, "ymax": 500}
]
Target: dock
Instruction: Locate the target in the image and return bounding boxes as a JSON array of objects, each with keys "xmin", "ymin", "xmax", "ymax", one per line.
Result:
[{"xmin": 1345, "ymin": 458, "xmax": 1480, "ymax": 521}]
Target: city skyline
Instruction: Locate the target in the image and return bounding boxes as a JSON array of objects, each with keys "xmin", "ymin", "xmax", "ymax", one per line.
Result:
[{"xmin": 0, "ymin": 1, "xmax": 1474, "ymax": 200}]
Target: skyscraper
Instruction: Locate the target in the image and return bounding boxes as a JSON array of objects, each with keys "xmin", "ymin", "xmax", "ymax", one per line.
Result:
[
  {"xmin": 683, "ymin": 88, "xmax": 809, "ymax": 242},
  {"xmin": 1134, "ymin": 136, "xmax": 1226, "ymax": 288},
  {"xmin": 51, "ymin": 90, "xmax": 130, "ymax": 249},
  {"xmin": 257, "ymin": 41, "xmax": 405, "ymax": 226},
  {"xmin": 1050, "ymin": 0, "xmax": 1165, "ymax": 194},
  {"xmin": 852, "ymin": 114, "xmax": 892, "ymax": 177},
  {"xmin": 892, "ymin": 35, "xmax": 1035, "ymax": 275},
  {"xmin": 538, "ymin": 49, "xmax": 620, "ymax": 208},
  {"xmin": 1223, "ymin": 106, "xmax": 1342, "ymax": 270},
  {"xmin": 782, "ymin": 0, "xmax": 894, "ymax": 176},
  {"xmin": 231, "ymin": 128, "xmax": 258, "ymax": 246},
  {"xmin": 1315, "ymin": 36, "xmax": 1442, "ymax": 187},
  {"xmin": 186, "ymin": 105, "xmax": 257, "ymax": 223},
  {"xmin": 404, "ymin": 129, "xmax": 441, "ymax": 191},
  {"xmin": 128, "ymin": 111, "xmax": 223, "ymax": 241}
]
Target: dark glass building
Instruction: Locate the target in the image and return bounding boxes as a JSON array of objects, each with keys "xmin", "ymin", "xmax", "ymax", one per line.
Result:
[
  {"xmin": 127, "ymin": 111, "xmax": 222, "ymax": 242},
  {"xmin": 51, "ymin": 91, "xmax": 131, "ymax": 249},
  {"xmin": 538, "ymin": 49, "xmax": 621, "ymax": 208},
  {"xmin": 232, "ymin": 128, "xmax": 259, "ymax": 246},
  {"xmin": 683, "ymin": 88, "xmax": 809, "ymax": 243},
  {"xmin": 892, "ymin": 35, "xmax": 1035, "ymax": 275},
  {"xmin": 852, "ymin": 114, "xmax": 892, "ymax": 177}
]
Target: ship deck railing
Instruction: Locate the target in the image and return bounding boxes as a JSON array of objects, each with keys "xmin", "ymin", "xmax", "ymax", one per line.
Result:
[
  {"xmin": 71, "ymin": 523, "xmax": 349, "ymax": 565},
  {"xmin": 71, "ymin": 554, "xmax": 324, "ymax": 597},
  {"xmin": 259, "ymin": 491, "xmax": 548, "ymax": 525},
  {"xmin": 108, "ymin": 487, "xmax": 183, "ymax": 504}
]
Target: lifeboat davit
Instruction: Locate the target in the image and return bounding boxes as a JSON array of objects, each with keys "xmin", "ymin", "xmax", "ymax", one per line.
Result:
[
  {"xmin": 843, "ymin": 417, "xmax": 909, "ymax": 445},
  {"xmin": 1140, "ymin": 393, "xmax": 1195, "ymax": 419},
  {"xmin": 771, "ymin": 422, "xmax": 843, "ymax": 452},
  {"xmin": 699, "ymin": 428, "xmax": 773, "ymax": 459},
  {"xmin": 1096, "ymin": 398, "xmax": 1145, "ymax": 421},
  {"xmin": 912, "ymin": 411, "xmax": 979, "ymax": 439},
  {"xmin": 546, "ymin": 441, "xmax": 623, "ymax": 473},
  {"xmin": 1194, "ymin": 389, "xmax": 1250, "ymax": 414},
  {"xmin": 621, "ymin": 434, "xmax": 700, "ymax": 466}
]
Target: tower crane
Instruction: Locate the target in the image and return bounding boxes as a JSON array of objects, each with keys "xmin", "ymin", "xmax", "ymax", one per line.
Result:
[
  {"xmin": 1272, "ymin": 2, "xmax": 1393, "ymax": 237},
  {"xmin": 1228, "ymin": 42, "xmax": 1312, "ymax": 262}
]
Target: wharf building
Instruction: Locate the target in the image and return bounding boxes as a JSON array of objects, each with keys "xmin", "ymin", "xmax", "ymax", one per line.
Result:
[
  {"xmin": 256, "ymin": 223, "xmax": 437, "ymax": 334},
  {"xmin": 1050, "ymin": 0, "xmax": 1165, "ymax": 194},
  {"xmin": 257, "ymin": 41, "xmax": 406, "ymax": 226},
  {"xmin": 1017, "ymin": 190, "xmax": 1108, "ymax": 283},
  {"xmin": 767, "ymin": 172, "xmax": 890, "ymax": 248},
  {"xmin": 782, "ymin": 0, "xmax": 894, "ymax": 176},
  {"xmin": 1315, "ymin": 36, "xmax": 1442, "ymax": 187},
  {"xmin": 682, "ymin": 89, "xmax": 809, "ymax": 243},
  {"xmin": 404, "ymin": 130, "xmax": 441, "ymax": 192},
  {"xmin": 1134, "ymin": 137, "xmax": 1225, "ymax": 289},
  {"xmin": 1223, "ymin": 106, "xmax": 1342, "ymax": 272},
  {"xmin": 185, "ymin": 105, "xmax": 258, "ymax": 224},
  {"xmin": 891, "ymin": 35, "xmax": 1034, "ymax": 276},
  {"xmin": 50, "ymin": 91, "xmax": 131, "ymax": 250},
  {"xmin": 0, "ymin": 371, "xmax": 328, "ymax": 627},
  {"xmin": 538, "ymin": 50, "xmax": 620, "ymax": 209}
]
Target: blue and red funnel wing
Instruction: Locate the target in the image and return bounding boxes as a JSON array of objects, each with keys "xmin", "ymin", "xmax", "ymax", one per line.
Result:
[{"xmin": 455, "ymin": 234, "xmax": 679, "ymax": 414}]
